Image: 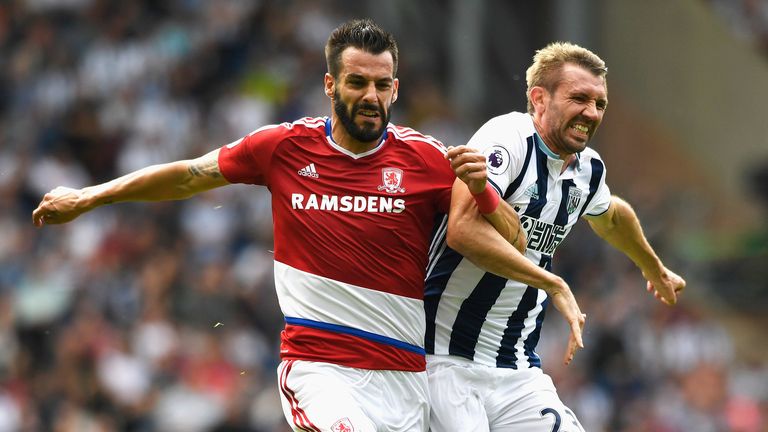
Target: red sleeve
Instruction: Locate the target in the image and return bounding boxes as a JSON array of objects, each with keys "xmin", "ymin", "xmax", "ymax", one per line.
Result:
[
  {"xmin": 433, "ymin": 154, "xmax": 456, "ymax": 213},
  {"xmin": 416, "ymin": 138, "xmax": 455, "ymax": 214},
  {"xmin": 217, "ymin": 124, "xmax": 286, "ymax": 185}
]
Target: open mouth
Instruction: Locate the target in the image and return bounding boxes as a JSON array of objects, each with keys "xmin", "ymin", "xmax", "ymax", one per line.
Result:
[
  {"xmin": 570, "ymin": 123, "xmax": 590, "ymax": 140},
  {"xmin": 571, "ymin": 123, "xmax": 589, "ymax": 135},
  {"xmin": 357, "ymin": 109, "xmax": 380, "ymax": 119}
]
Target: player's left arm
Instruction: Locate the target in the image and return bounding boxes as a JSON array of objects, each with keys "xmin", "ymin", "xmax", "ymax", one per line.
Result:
[{"xmin": 584, "ymin": 195, "xmax": 686, "ymax": 305}]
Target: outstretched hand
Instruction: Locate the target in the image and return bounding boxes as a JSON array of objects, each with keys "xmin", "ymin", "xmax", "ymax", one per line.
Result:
[
  {"xmin": 547, "ymin": 280, "xmax": 586, "ymax": 365},
  {"xmin": 644, "ymin": 267, "xmax": 686, "ymax": 306},
  {"xmin": 32, "ymin": 186, "xmax": 89, "ymax": 227},
  {"xmin": 445, "ymin": 146, "xmax": 487, "ymax": 194}
]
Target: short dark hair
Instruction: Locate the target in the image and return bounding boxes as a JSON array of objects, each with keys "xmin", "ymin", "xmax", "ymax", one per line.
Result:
[{"xmin": 325, "ymin": 19, "xmax": 399, "ymax": 79}]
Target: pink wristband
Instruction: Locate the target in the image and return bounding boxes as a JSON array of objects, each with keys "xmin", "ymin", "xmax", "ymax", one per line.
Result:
[{"xmin": 472, "ymin": 183, "xmax": 500, "ymax": 214}]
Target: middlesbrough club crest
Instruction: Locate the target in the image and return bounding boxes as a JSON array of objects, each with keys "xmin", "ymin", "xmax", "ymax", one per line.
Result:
[
  {"xmin": 332, "ymin": 417, "xmax": 354, "ymax": 432},
  {"xmin": 377, "ymin": 167, "xmax": 406, "ymax": 193}
]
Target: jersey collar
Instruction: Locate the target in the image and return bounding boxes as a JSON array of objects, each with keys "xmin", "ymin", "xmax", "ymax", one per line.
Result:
[
  {"xmin": 533, "ymin": 132, "xmax": 559, "ymax": 159},
  {"xmin": 324, "ymin": 117, "xmax": 388, "ymax": 159},
  {"xmin": 533, "ymin": 132, "xmax": 582, "ymax": 170}
]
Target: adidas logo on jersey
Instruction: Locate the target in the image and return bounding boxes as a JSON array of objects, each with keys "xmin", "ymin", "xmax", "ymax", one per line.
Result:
[
  {"xmin": 524, "ymin": 183, "xmax": 539, "ymax": 200},
  {"xmin": 298, "ymin": 163, "xmax": 319, "ymax": 178}
]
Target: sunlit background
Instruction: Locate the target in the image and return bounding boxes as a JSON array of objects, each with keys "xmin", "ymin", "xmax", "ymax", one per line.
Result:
[{"xmin": 1, "ymin": 1, "xmax": 767, "ymax": 431}]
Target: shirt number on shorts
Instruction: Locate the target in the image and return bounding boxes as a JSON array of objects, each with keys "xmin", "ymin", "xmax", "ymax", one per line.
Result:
[
  {"xmin": 541, "ymin": 407, "xmax": 584, "ymax": 432},
  {"xmin": 540, "ymin": 408, "xmax": 561, "ymax": 432}
]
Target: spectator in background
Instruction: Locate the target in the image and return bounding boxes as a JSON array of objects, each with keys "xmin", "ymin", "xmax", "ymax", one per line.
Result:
[{"xmin": 708, "ymin": 0, "xmax": 768, "ymax": 55}]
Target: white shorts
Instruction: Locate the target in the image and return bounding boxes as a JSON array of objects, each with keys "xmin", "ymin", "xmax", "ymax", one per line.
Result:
[
  {"xmin": 427, "ymin": 355, "xmax": 584, "ymax": 432},
  {"xmin": 277, "ymin": 360, "xmax": 429, "ymax": 432}
]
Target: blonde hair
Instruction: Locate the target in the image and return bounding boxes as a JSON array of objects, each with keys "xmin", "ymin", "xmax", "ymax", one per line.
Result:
[{"xmin": 525, "ymin": 42, "xmax": 607, "ymax": 113}]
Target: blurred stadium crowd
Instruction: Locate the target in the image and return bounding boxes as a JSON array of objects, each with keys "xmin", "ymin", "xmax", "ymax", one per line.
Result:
[
  {"xmin": 0, "ymin": 1, "xmax": 766, "ymax": 431},
  {"xmin": 707, "ymin": 0, "xmax": 768, "ymax": 56}
]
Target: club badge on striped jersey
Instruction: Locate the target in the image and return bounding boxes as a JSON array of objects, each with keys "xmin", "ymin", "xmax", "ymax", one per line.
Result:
[
  {"xmin": 484, "ymin": 145, "xmax": 511, "ymax": 176},
  {"xmin": 567, "ymin": 186, "xmax": 583, "ymax": 214},
  {"xmin": 377, "ymin": 167, "xmax": 406, "ymax": 194}
]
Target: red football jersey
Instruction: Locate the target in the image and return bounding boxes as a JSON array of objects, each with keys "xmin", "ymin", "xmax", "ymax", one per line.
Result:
[{"xmin": 218, "ymin": 116, "xmax": 455, "ymax": 371}]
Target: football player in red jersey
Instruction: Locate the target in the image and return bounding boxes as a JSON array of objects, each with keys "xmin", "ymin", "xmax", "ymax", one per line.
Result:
[{"xmin": 33, "ymin": 19, "xmax": 585, "ymax": 431}]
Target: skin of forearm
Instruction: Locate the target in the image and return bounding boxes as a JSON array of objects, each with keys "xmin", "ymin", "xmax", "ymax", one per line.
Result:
[
  {"xmin": 450, "ymin": 178, "xmax": 527, "ymax": 253},
  {"xmin": 458, "ymin": 233, "xmax": 562, "ymax": 290},
  {"xmin": 82, "ymin": 161, "xmax": 209, "ymax": 209},
  {"xmin": 588, "ymin": 197, "xmax": 663, "ymax": 276},
  {"xmin": 481, "ymin": 200, "xmax": 527, "ymax": 253},
  {"xmin": 447, "ymin": 191, "xmax": 563, "ymax": 293}
]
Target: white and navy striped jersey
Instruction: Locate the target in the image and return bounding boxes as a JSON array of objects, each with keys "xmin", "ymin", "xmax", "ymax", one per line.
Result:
[{"xmin": 425, "ymin": 112, "xmax": 611, "ymax": 369}]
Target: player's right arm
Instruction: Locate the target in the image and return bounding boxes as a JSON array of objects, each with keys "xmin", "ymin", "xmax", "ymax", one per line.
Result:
[
  {"xmin": 32, "ymin": 148, "xmax": 229, "ymax": 226},
  {"xmin": 444, "ymin": 145, "xmax": 526, "ymax": 252}
]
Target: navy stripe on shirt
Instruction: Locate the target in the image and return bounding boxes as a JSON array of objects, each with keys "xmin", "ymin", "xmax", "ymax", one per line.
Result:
[
  {"xmin": 424, "ymin": 246, "xmax": 464, "ymax": 354},
  {"xmin": 504, "ymin": 135, "xmax": 535, "ymax": 200},
  {"xmin": 494, "ymin": 255, "xmax": 551, "ymax": 368},
  {"xmin": 579, "ymin": 158, "xmax": 606, "ymax": 218},
  {"xmin": 447, "ymin": 272, "xmax": 508, "ymax": 359},
  {"xmin": 523, "ymin": 144, "xmax": 550, "ymax": 217}
]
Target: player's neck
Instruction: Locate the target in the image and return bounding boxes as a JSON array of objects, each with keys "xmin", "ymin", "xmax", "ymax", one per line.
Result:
[
  {"xmin": 531, "ymin": 119, "xmax": 575, "ymax": 173},
  {"xmin": 560, "ymin": 154, "xmax": 576, "ymax": 173},
  {"xmin": 330, "ymin": 118, "xmax": 382, "ymax": 154}
]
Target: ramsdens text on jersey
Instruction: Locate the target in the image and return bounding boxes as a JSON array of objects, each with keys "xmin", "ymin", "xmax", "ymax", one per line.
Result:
[
  {"xmin": 291, "ymin": 193, "xmax": 406, "ymax": 213},
  {"xmin": 520, "ymin": 215, "xmax": 571, "ymax": 255}
]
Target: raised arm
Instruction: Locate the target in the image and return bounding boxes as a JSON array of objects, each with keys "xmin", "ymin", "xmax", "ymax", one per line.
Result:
[
  {"xmin": 585, "ymin": 195, "xmax": 686, "ymax": 305},
  {"xmin": 32, "ymin": 148, "xmax": 229, "ymax": 226},
  {"xmin": 445, "ymin": 175, "xmax": 585, "ymax": 365},
  {"xmin": 445, "ymin": 146, "xmax": 525, "ymax": 251}
]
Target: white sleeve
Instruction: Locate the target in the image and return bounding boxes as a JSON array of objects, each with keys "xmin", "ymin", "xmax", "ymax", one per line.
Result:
[
  {"xmin": 584, "ymin": 163, "xmax": 612, "ymax": 216},
  {"xmin": 466, "ymin": 116, "xmax": 526, "ymax": 197}
]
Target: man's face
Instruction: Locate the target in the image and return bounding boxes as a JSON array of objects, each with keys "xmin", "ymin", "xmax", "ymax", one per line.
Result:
[
  {"xmin": 535, "ymin": 64, "xmax": 608, "ymax": 156},
  {"xmin": 327, "ymin": 47, "xmax": 399, "ymax": 143}
]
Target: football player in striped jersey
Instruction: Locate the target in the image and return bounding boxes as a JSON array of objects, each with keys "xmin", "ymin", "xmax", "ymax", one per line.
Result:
[{"xmin": 427, "ymin": 42, "xmax": 686, "ymax": 432}]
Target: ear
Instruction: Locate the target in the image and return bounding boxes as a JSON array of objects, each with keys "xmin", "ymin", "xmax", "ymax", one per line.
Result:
[
  {"xmin": 324, "ymin": 73, "xmax": 335, "ymax": 99},
  {"xmin": 390, "ymin": 78, "xmax": 399, "ymax": 104},
  {"xmin": 529, "ymin": 86, "xmax": 548, "ymax": 113}
]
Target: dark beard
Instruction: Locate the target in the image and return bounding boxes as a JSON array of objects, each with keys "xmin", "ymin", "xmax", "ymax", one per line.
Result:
[{"xmin": 333, "ymin": 92, "xmax": 390, "ymax": 143}]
